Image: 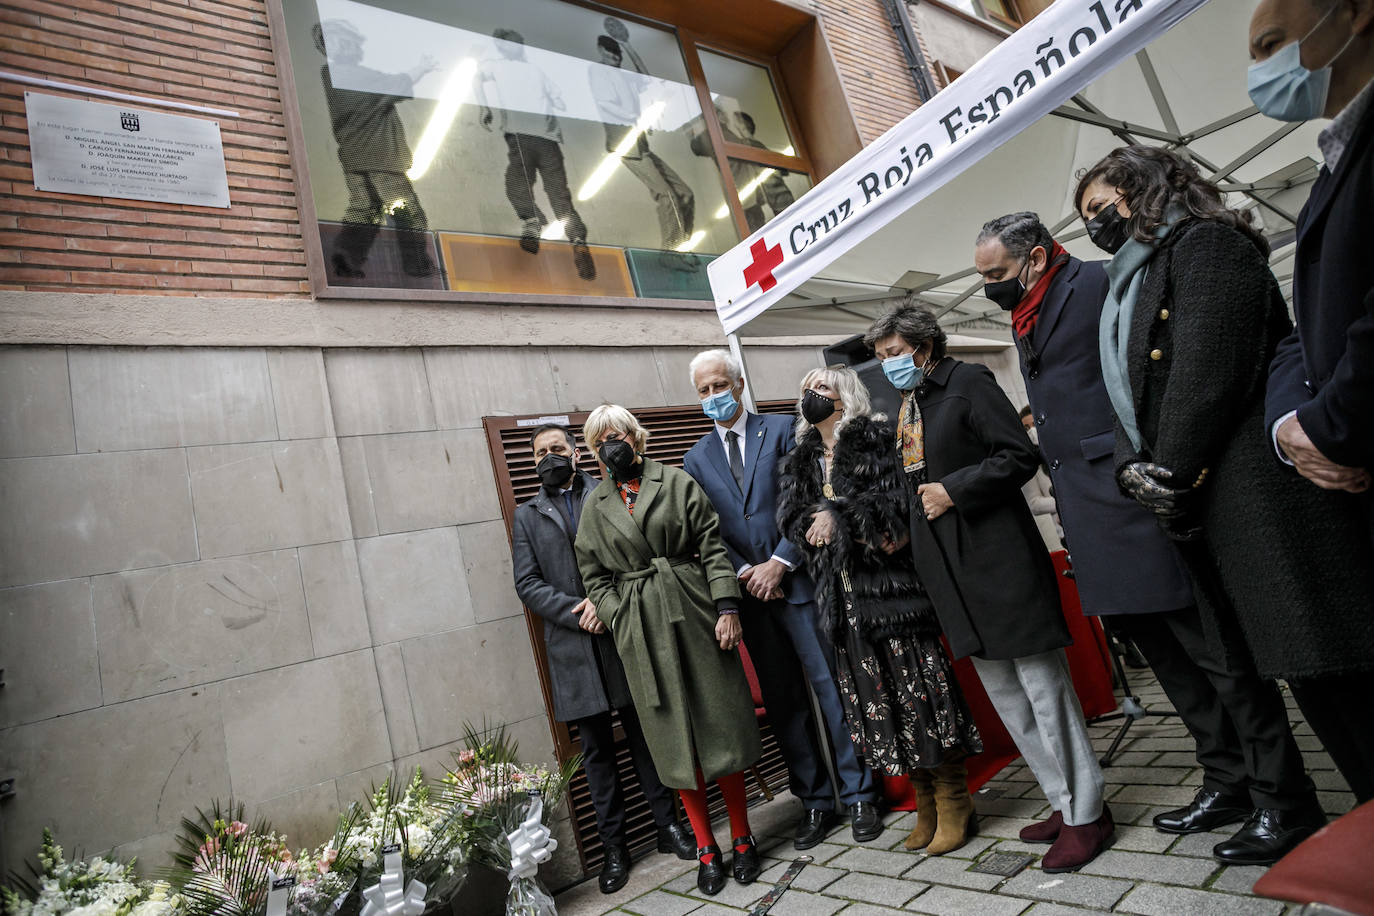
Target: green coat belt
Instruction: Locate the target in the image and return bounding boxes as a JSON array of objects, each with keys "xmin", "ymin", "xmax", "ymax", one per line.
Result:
[{"xmin": 574, "ymin": 457, "xmax": 762, "ymax": 787}]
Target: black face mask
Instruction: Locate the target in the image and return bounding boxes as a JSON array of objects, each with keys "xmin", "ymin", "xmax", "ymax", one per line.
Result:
[
  {"xmin": 536, "ymin": 453, "xmax": 575, "ymax": 489},
  {"xmin": 983, "ymin": 258, "xmax": 1028, "ymax": 312},
  {"xmin": 598, "ymin": 439, "xmax": 640, "ymax": 482},
  {"xmin": 800, "ymin": 388, "xmax": 837, "ymax": 424},
  {"xmin": 1085, "ymin": 203, "xmax": 1132, "ymax": 255}
]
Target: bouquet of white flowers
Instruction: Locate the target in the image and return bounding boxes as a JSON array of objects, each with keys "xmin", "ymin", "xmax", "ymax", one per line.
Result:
[
  {"xmin": 340, "ymin": 769, "xmax": 469, "ymax": 914},
  {"xmin": 1, "ymin": 831, "xmax": 181, "ymax": 916},
  {"xmin": 435, "ymin": 726, "xmax": 578, "ymax": 916}
]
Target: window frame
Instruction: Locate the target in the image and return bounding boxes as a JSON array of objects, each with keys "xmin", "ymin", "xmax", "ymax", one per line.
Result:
[{"xmin": 265, "ymin": 0, "xmax": 817, "ymax": 304}]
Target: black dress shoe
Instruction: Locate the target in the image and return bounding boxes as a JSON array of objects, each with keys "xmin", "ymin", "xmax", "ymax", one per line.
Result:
[
  {"xmin": 732, "ymin": 835, "xmax": 761, "ymax": 885},
  {"xmin": 696, "ymin": 845, "xmax": 727, "ymax": 896},
  {"xmin": 1152, "ymin": 789, "xmax": 1252, "ymax": 834},
  {"xmin": 598, "ymin": 843, "xmax": 631, "ymax": 895},
  {"xmin": 849, "ymin": 801, "xmax": 883, "ymax": 843},
  {"xmin": 1213, "ymin": 806, "xmax": 1326, "ymax": 866},
  {"xmin": 795, "ymin": 808, "xmax": 837, "ymax": 850},
  {"xmin": 656, "ymin": 821, "xmax": 695, "ymax": 860}
]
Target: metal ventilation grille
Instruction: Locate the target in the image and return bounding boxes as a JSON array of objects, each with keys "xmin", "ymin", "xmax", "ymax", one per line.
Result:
[{"xmin": 483, "ymin": 400, "xmax": 799, "ymax": 873}]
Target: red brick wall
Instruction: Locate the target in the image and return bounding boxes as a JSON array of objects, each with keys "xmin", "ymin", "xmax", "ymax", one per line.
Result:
[
  {"xmin": 0, "ymin": 0, "xmax": 309, "ymax": 296},
  {"xmin": 0, "ymin": 0, "xmax": 918, "ymax": 298},
  {"xmin": 811, "ymin": 0, "xmax": 924, "ymax": 143}
]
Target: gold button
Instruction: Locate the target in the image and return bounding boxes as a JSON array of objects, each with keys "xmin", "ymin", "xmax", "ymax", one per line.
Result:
[
  {"xmin": 1159, "ymin": 308, "xmax": 1170, "ymax": 320},
  {"xmin": 1150, "ymin": 349, "xmax": 1163, "ymax": 361}
]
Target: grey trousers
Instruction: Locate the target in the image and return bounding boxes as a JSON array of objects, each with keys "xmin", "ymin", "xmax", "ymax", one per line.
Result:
[{"xmin": 971, "ymin": 649, "xmax": 1105, "ymax": 826}]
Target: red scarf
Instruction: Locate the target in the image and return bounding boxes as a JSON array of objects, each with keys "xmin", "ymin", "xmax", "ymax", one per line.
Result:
[{"xmin": 1011, "ymin": 241, "xmax": 1070, "ymax": 340}]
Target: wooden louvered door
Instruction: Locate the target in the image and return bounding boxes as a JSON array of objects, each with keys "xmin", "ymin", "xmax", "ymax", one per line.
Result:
[{"xmin": 483, "ymin": 401, "xmax": 797, "ymax": 874}]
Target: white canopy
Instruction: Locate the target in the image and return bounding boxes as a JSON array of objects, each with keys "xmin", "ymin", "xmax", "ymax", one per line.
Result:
[{"xmin": 708, "ymin": 0, "xmax": 1320, "ymax": 343}]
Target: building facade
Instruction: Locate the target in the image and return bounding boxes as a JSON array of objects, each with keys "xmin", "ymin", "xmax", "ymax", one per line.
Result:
[{"xmin": 0, "ymin": 0, "xmax": 1027, "ymax": 883}]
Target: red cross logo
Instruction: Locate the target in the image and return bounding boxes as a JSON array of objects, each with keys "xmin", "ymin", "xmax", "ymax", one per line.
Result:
[{"xmin": 742, "ymin": 237, "xmax": 784, "ymax": 293}]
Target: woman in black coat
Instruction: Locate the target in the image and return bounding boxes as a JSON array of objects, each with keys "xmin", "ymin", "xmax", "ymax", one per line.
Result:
[
  {"xmin": 777, "ymin": 366, "xmax": 981, "ymax": 856},
  {"xmin": 865, "ymin": 305, "xmax": 1109, "ymax": 874},
  {"xmin": 1075, "ymin": 146, "xmax": 1374, "ymax": 846}
]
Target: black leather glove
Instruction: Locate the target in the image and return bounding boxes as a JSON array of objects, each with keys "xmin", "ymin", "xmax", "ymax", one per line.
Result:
[{"xmin": 1116, "ymin": 461, "xmax": 1194, "ymax": 518}]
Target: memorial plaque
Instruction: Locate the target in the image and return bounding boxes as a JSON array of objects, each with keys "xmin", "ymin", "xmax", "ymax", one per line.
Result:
[{"xmin": 25, "ymin": 92, "xmax": 231, "ymax": 208}]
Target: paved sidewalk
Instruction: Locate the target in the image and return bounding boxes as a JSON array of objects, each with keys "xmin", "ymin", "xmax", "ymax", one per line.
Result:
[{"xmin": 554, "ymin": 672, "xmax": 1353, "ymax": 916}]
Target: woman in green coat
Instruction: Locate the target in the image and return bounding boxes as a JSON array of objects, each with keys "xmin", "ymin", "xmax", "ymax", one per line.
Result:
[{"xmin": 574, "ymin": 404, "xmax": 764, "ymax": 896}]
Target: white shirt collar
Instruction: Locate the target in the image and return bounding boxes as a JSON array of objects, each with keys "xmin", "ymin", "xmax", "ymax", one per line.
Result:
[
  {"xmin": 715, "ymin": 410, "xmax": 749, "ymax": 447},
  {"xmin": 1318, "ymin": 76, "xmax": 1374, "ymax": 171}
]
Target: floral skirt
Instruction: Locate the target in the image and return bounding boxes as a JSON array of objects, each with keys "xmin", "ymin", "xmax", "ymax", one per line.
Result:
[{"xmin": 834, "ymin": 611, "xmax": 982, "ymax": 775}]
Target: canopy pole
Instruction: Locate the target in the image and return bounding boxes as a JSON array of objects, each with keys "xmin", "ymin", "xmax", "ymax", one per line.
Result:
[{"xmin": 727, "ymin": 333, "xmax": 759, "ymax": 414}]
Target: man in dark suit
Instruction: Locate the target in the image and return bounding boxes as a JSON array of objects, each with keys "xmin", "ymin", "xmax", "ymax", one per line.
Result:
[
  {"xmin": 974, "ymin": 213, "xmax": 1325, "ymax": 863},
  {"xmin": 683, "ymin": 350, "xmax": 881, "ymax": 846},
  {"xmin": 512, "ymin": 424, "xmax": 694, "ymax": 893},
  {"xmin": 1251, "ymin": 0, "xmax": 1374, "ymax": 803}
]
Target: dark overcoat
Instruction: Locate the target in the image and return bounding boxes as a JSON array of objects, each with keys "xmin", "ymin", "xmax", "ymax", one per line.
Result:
[
  {"xmin": 683, "ymin": 411, "xmax": 814, "ymax": 605},
  {"xmin": 1019, "ymin": 256, "xmax": 1194, "ymax": 616},
  {"xmin": 902, "ymin": 359, "xmax": 1071, "ymax": 661},
  {"xmin": 512, "ymin": 469, "xmax": 632, "ymax": 722},
  {"xmin": 1265, "ymin": 103, "xmax": 1374, "ymax": 474},
  {"xmin": 574, "ymin": 457, "xmax": 762, "ymax": 787},
  {"xmin": 1118, "ymin": 218, "xmax": 1374, "ymax": 679}
]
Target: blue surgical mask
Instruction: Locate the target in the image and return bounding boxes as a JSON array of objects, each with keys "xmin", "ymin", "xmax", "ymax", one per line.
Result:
[
  {"xmin": 882, "ymin": 353, "xmax": 923, "ymax": 391},
  {"xmin": 701, "ymin": 388, "xmax": 739, "ymax": 422},
  {"xmin": 1247, "ymin": 5, "xmax": 1353, "ymax": 122}
]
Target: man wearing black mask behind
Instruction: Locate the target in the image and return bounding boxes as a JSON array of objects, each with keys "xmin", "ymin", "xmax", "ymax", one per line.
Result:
[
  {"xmin": 511, "ymin": 424, "xmax": 693, "ymax": 893},
  {"xmin": 974, "ymin": 213, "xmax": 1321, "ymax": 861}
]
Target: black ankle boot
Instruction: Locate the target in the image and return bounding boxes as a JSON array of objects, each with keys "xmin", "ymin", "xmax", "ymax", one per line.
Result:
[
  {"xmin": 597, "ymin": 843, "xmax": 630, "ymax": 894},
  {"xmin": 657, "ymin": 821, "xmax": 695, "ymax": 860}
]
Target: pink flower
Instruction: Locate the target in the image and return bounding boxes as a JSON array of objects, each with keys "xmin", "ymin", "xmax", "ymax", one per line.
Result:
[
  {"xmin": 458, "ymin": 750, "xmax": 476, "ymax": 765},
  {"xmin": 227, "ymin": 821, "xmax": 249, "ymax": 838},
  {"xmin": 318, "ymin": 849, "xmax": 338, "ymax": 873}
]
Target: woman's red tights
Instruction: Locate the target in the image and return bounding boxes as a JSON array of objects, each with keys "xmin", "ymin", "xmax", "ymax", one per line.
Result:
[{"xmin": 677, "ymin": 769, "xmax": 752, "ymax": 863}]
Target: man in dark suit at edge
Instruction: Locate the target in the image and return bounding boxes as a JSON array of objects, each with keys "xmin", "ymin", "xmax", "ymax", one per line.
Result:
[
  {"xmin": 683, "ymin": 350, "xmax": 882, "ymax": 847},
  {"xmin": 974, "ymin": 213, "xmax": 1322, "ymax": 864},
  {"xmin": 1250, "ymin": 0, "xmax": 1374, "ymax": 803},
  {"xmin": 511, "ymin": 424, "xmax": 694, "ymax": 893}
]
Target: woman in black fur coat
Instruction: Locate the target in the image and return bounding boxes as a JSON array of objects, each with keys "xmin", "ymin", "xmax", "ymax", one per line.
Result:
[{"xmin": 777, "ymin": 365, "xmax": 981, "ymax": 855}]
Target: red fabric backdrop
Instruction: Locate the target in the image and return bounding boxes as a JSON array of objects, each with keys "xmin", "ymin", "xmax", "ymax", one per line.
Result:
[{"xmin": 881, "ymin": 549, "xmax": 1118, "ymax": 809}]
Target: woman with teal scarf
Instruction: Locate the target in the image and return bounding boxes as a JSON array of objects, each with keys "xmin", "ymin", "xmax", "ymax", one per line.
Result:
[{"xmin": 1073, "ymin": 146, "xmax": 1374, "ymax": 865}]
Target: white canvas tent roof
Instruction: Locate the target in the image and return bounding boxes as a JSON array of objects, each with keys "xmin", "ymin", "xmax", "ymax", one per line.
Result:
[{"xmin": 719, "ymin": 0, "xmax": 1319, "ymax": 343}]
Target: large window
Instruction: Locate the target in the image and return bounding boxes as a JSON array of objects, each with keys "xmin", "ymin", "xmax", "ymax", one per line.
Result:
[{"xmin": 277, "ymin": 0, "xmax": 813, "ymax": 300}]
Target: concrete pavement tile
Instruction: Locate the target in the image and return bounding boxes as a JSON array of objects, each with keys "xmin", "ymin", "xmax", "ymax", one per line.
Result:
[
  {"xmin": 1311, "ymin": 769, "xmax": 1351, "ymax": 792},
  {"xmin": 1148, "ymin": 752, "xmax": 1199, "ymax": 768},
  {"xmin": 620, "ymin": 890, "xmax": 702, "ymax": 916},
  {"xmin": 1209, "ymin": 864, "xmax": 1269, "ymax": 895},
  {"xmin": 1078, "ymin": 850, "xmax": 1217, "ymax": 886},
  {"xmin": 828, "ymin": 846, "xmax": 919, "ymax": 877},
  {"xmin": 997, "ymin": 871, "xmax": 1133, "ymax": 909},
  {"xmin": 1023, "ymin": 906, "xmax": 1113, "ymax": 916},
  {"xmin": 902, "ymin": 886, "xmax": 1029, "ymax": 916},
  {"xmin": 831, "ymin": 906, "xmax": 908, "ymax": 916},
  {"xmin": 820, "ymin": 873, "xmax": 927, "ymax": 908},
  {"xmin": 901, "ymin": 855, "xmax": 1004, "ymax": 890},
  {"xmin": 1165, "ymin": 830, "xmax": 1234, "ymax": 858},
  {"xmin": 972, "ymin": 816, "xmax": 1040, "ymax": 839},
  {"xmin": 1115, "ymin": 883, "xmax": 1285, "ymax": 915},
  {"xmin": 938, "ymin": 835, "xmax": 998, "ymax": 859},
  {"xmin": 1319, "ymin": 791, "xmax": 1356, "ymax": 816},
  {"xmin": 1109, "ymin": 825, "xmax": 1176, "ymax": 853},
  {"xmin": 975, "ymin": 797, "xmax": 1053, "ymax": 819},
  {"xmin": 802, "ymin": 842, "xmax": 854, "ymax": 866},
  {"xmin": 685, "ymin": 877, "xmax": 766, "ymax": 908},
  {"xmin": 1108, "ymin": 784, "xmax": 1207, "ymax": 807},
  {"xmin": 1094, "ymin": 766, "xmax": 1193, "ymax": 786}
]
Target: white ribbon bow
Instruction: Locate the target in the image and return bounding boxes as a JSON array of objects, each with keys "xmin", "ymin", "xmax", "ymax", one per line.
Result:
[
  {"xmin": 507, "ymin": 796, "xmax": 558, "ymax": 881},
  {"xmin": 360, "ymin": 850, "xmax": 427, "ymax": 916}
]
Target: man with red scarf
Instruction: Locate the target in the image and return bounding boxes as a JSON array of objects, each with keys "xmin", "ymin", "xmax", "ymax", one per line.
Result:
[{"xmin": 974, "ymin": 213, "xmax": 1323, "ymax": 864}]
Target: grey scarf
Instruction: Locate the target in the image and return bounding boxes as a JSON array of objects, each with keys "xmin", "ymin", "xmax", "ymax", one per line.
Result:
[{"xmin": 1099, "ymin": 206, "xmax": 1186, "ymax": 451}]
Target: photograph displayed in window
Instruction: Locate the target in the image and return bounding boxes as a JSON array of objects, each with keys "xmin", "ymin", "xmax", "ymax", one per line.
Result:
[{"xmin": 281, "ymin": 0, "xmax": 814, "ymax": 298}]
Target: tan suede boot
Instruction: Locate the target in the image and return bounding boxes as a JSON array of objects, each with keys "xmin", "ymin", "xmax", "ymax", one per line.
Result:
[
  {"xmin": 902, "ymin": 768, "xmax": 938, "ymax": 850},
  {"xmin": 925, "ymin": 761, "xmax": 977, "ymax": 855}
]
